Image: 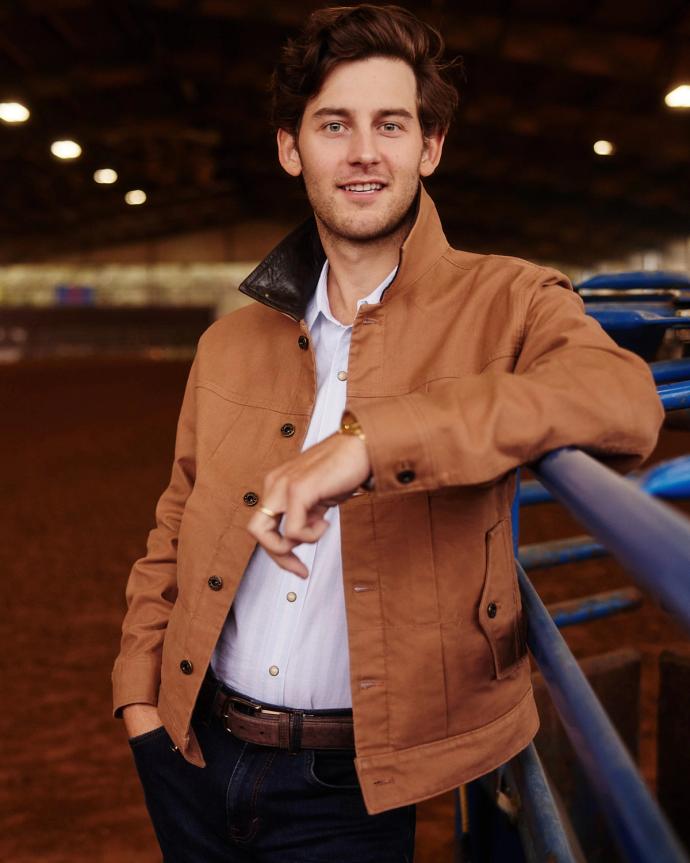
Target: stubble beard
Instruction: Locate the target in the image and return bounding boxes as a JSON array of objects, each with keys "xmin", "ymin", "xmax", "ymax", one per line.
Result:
[{"xmin": 303, "ymin": 172, "xmax": 420, "ymax": 248}]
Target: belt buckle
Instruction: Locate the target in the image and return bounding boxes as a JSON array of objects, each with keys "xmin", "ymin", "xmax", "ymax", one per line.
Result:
[{"xmin": 225, "ymin": 694, "xmax": 282, "ymax": 717}]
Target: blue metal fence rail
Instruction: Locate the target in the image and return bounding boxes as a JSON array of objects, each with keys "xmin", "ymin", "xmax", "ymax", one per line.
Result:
[
  {"xmin": 506, "ymin": 743, "xmax": 579, "ymax": 863},
  {"xmin": 576, "ymin": 270, "xmax": 690, "ymax": 293},
  {"xmin": 501, "ymin": 444, "xmax": 690, "ymax": 862},
  {"xmin": 521, "ymin": 454, "xmax": 690, "ymax": 507},
  {"xmin": 531, "ymin": 447, "xmax": 690, "ymax": 634},
  {"xmin": 651, "ymin": 359, "xmax": 690, "ymax": 384},
  {"xmin": 518, "ymin": 559, "xmax": 688, "ymax": 863},
  {"xmin": 477, "ymin": 443, "xmax": 690, "ymax": 862},
  {"xmin": 546, "ymin": 587, "xmax": 642, "ymax": 627},
  {"xmin": 462, "ymin": 293, "xmax": 690, "ymax": 859},
  {"xmin": 658, "ymin": 380, "xmax": 690, "ymax": 411},
  {"xmin": 463, "ymin": 447, "xmax": 690, "ymax": 860}
]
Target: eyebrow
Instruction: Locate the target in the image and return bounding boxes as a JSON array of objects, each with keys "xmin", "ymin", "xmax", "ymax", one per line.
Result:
[{"xmin": 311, "ymin": 107, "xmax": 415, "ymax": 121}]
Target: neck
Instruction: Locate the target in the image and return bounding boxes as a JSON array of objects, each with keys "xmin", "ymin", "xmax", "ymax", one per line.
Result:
[{"xmin": 315, "ymin": 214, "xmax": 413, "ymax": 326}]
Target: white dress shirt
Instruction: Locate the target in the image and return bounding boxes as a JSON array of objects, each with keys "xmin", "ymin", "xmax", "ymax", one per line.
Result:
[{"xmin": 211, "ymin": 259, "xmax": 397, "ymax": 708}]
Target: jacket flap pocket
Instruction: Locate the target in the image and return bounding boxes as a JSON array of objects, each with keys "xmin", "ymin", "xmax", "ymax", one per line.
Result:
[{"xmin": 478, "ymin": 518, "xmax": 526, "ymax": 680}]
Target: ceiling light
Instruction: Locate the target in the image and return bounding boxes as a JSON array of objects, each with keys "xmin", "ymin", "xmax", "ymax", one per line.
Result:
[
  {"xmin": 125, "ymin": 189, "xmax": 146, "ymax": 205},
  {"xmin": 593, "ymin": 139, "xmax": 615, "ymax": 156},
  {"xmin": 94, "ymin": 168, "xmax": 118, "ymax": 184},
  {"xmin": 0, "ymin": 102, "xmax": 30, "ymax": 123},
  {"xmin": 664, "ymin": 84, "xmax": 690, "ymax": 108},
  {"xmin": 51, "ymin": 139, "xmax": 82, "ymax": 159}
]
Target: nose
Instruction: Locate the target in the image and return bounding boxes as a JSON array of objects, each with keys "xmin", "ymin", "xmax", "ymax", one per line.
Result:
[{"xmin": 347, "ymin": 127, "xmax": 380, "ymax": 167}]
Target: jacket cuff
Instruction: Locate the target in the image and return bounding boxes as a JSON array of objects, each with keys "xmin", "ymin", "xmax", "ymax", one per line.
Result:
[
  {"xmin": 111, "ymin": 656, "xmax": 161, "ymax": 718},
  {"xmin": 348, "ymin": 397, "xmax": 435, "ymax": 496}
]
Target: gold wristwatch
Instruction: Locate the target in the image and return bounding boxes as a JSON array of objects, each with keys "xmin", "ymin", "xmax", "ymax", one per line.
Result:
[
  {"xmin": 338, "ymin": 410, "xmax": 374, "ymax": 491},
  {"xmin": 338, "ymin": 409, "xmax": 366, "ymax": 441}
]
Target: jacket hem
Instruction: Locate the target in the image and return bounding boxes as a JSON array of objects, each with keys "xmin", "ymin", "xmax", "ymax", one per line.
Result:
[{"xmin": 355, "ymin": 686, "xmax": 539, "ymax": 815}]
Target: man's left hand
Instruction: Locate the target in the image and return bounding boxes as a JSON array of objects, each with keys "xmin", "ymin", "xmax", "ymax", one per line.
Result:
[{"xmin": 246, "ymin": 432, "xmax": 370, "ymax": 578}]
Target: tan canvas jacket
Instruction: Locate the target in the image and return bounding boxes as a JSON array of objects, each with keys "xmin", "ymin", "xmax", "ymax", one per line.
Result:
[{"xmin": 112, "ymin": 185, "xmax": 664, "ymax": 815}]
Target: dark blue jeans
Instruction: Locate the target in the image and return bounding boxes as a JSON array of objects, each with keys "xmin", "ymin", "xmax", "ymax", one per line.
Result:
[{"xmin": 129, "ymin": 708, "xmax": 416, "ymax": 862}]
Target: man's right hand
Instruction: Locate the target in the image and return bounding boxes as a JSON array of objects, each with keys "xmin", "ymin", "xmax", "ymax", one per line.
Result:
[{"xmin": 122, "ymin": 703, "xmax": 163, "ymax": 739}]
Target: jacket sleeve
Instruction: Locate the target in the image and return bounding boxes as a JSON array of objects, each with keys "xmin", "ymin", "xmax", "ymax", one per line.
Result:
[
  {"xmin": 111, "ymin": 345, "xmax": 200, "ymax": 717},
  {"xmin": 352, "ymin": 266, "xmax": 665, "ymax": 496}
]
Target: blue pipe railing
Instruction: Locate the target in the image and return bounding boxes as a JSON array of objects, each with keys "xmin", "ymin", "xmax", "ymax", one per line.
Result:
[
  {"xmin": 493, "ymin": 288, "xmax": 690, "ymax": 861},
  {"xmin": 546, "ymin": 587, "xmax": 642, "ymax": 627},
  {"xmin": 658, "ymin": 380, "xmax": 690, "ymax": 411},
  {"xmin": 521, "ymin": 454, "xmax": 690, "ymax": 507},
  {"xmin": 586, "ymin": 309, "xmax": 689, "ymax": 330},
  {"xmin": 518, "ymin": 534, "xmax": 606, "ymax": 569},
  {"xmin": 519, "ymin": 480, "xmax": 554, "ymax": 506},
  {"xmin": 576, "ymin": 270, "xmax": 690, "ymax": 293},
  {"xmin": 506, "ymin": 743, "xmax": 579, "ymax": 863},
  {"xmin": 639, "ymin": 456, "xmax": 690, "ymax": 498},
  {"xmin": 531, "ymin": 447, "xmax": 690, "ymax": 634},
  {"xmin": 518, "ymin": 561, "xmax": 688, "ymax": 863},
  {"xmin": 651, "ymin": 359, "xmax": 690, "ymax": 384}
]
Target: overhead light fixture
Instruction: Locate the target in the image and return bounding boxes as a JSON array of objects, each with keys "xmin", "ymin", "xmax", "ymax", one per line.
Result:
[
  {"xmin": 125, "ymin": 189, "xmax": 146, "ymax": 205},
  {"xmin": 593, "ymin": 139, "xmax": 615, "ymax": 156},
  {"xmin": 664, "ymin": 84, "xmax": 690, "ymax": 108},
  {"xmin": 0, "ymin": 101, "xmax": 30, "ymax": 123},
  {"xmin": 51, "ymin": 139, "xmax": 82, "ymax": 159},
  {"xmin": 94, "ymin": 168, "xmax": 118, "ymax": 184}
]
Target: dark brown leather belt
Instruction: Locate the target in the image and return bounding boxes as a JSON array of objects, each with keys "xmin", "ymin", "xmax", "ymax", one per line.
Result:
[{"xmin": 199, "ymin": 675, "xmax": 355, "ymax": 753}]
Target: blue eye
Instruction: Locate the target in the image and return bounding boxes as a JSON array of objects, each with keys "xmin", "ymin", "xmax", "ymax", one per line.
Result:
[
  {"xmin": 382, "ymin": 123, "xmax": 400, "ymax": 132},
  {"xmin": 326, "ymin": 122, "xmax": 343, "ymax": 133}
]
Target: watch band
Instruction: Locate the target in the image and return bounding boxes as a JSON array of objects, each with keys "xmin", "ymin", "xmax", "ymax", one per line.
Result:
[
  {"xmin": 338, "ymin": 409, "xmax": 366, "ymax": 441},
  {"xmin": 338, "ymin": 410, "xmax": 374, "ymax": 492}
]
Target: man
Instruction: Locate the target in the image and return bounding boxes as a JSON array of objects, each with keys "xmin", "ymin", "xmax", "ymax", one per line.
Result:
[{"xmin": 113, "ymin": 5, "xmax": 664, "ymax": 862}]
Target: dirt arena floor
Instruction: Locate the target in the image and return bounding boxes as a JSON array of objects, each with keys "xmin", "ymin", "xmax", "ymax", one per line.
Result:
[{"xmin": 2, "ymin": 355, "xmax": 688, "ymax": 863}]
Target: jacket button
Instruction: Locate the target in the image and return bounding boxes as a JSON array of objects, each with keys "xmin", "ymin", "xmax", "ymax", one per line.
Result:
[
  {"xmin": 280, "ymin": 422, "xmax": 295, "ymax": 437},
  {"xmin": 208, "ymin": 575, "xmax": 223, "ymax": 591},
  {"xmin": 180, "ymin": 659, "xmax": 194, "ymax": 675},
  {"xmin": 298, "ymin": 335, "xmax": 309, "ymax": 350},
  {"xmin": 397, "ymin": 469, "xmax": 416, "ymax": 484},
  {"xmin": 487, "ymin": 602, "xmax": 498, "ymax": 619},
  {"xmin": 243, "ymin": 491, "xmax": 259, "ymax": 506}
]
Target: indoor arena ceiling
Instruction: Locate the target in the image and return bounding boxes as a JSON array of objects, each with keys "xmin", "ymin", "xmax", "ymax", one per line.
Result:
[{"xmin": 1, "ymin": 0, "xmax": 690, "ymax": 265}]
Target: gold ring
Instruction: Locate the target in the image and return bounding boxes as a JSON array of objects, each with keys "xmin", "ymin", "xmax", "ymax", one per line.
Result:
[{"xmin": 259, "ymin": 505, "xmax": 279, "ymax": 519}]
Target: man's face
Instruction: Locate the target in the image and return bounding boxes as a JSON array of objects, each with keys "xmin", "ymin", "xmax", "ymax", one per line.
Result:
[{"xmin": 277, "ymin": 56, "xmax": 444, "ymax": 243}]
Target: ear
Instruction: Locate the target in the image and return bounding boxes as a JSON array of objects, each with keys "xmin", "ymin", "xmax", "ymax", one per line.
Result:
[
  {"xmin": 277, "ymin": 128, "xmax": 303, "ymax": 177},
  {"xmin": 419, "ymin": 131, "xmax": 445, "ymax": 178}
]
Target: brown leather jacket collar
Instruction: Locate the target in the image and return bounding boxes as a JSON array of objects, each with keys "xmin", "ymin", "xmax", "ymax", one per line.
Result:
[{"xmin": 237, "ymin": 183, "xmax": 449, "ymax": 320}]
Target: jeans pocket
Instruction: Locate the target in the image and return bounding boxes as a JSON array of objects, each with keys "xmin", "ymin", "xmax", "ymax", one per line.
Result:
[
  {"xmin": 128, "ymin": 724, "xmax": 168, "ymax": 749},
  {"xmin": 306, "ymin": 748, "xmax": 361, "ymax": 791}
]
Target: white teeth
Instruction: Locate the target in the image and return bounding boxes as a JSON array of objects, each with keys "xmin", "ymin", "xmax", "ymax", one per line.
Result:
[{"xmin": 343, "ymin": 183, "xmax": 383, "ymax": 192}]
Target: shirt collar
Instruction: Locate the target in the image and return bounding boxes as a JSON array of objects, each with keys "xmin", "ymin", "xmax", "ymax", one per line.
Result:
[{"xmin": 305, "ymin": 259, "xmax": 398, "ymax": 331}]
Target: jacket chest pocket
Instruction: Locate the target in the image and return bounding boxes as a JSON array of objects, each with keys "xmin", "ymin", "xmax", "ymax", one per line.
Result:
[{"xmin": 478, "ymin": 518, "xmax": 527, "ymax": 679}]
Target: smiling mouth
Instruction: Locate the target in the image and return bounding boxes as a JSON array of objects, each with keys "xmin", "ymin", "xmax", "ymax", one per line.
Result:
[{"xmin": 339, "ymin": 182, "xmax": 386, "ymax": 194}]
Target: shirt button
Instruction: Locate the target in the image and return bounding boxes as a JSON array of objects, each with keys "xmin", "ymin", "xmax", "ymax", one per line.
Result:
[
  {"xmin": 487, "ymin": 602, "xmax": 498, "ymax": 619},
  {"xmin": 280, "ymin": 422, "xmax": 296, "ymax": 437},
  {"xmin": 180, "ymin": 659, "xmax": 193, "ymax": 675},
  {"xmin": 286, "ymin": 591, "xmax": 297, "ymax": 602},
  {"xmin": 396, "ymin": 469, "xmax": 416, "ymax": 484},
  {"xmin": 208, "ymin": 575, "xmax": 223, "ymax": 591},
  {"xmin": 298, "ymin": 335, "xmax": 309, "ymax": 350},
  {"xmin": 336, "ymin": 370, "xmax": 348, "ymax": 381},
  {"xmin": 243, "ymin": 491, "xmax": 259, "ymax": 506},
  {"xmin": 269, "ymin": 665, "xmax": 280, "ymax": 677}
]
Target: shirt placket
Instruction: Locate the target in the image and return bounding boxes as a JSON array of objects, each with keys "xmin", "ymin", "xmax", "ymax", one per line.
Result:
[{"xmin": 277, "ymin": 316, "xmax": 348, "ymax": 702}]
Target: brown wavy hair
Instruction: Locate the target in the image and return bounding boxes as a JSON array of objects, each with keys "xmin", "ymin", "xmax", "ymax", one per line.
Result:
[{"xmin": 271, "ymin": 4, "xmax": 462, "ymax": 138}]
